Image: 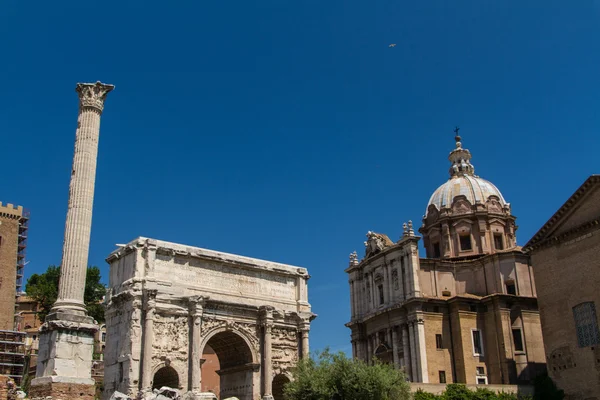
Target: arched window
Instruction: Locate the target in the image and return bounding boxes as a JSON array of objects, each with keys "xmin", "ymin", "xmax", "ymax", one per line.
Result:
[{"xmin": 573, "ymin": 302, "xmax": 600, "ymax": 348}]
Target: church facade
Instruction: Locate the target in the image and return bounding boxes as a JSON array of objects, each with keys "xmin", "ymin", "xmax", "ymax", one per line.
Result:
[{"xmin": 346, "ymin": 133, "xmax": 546, "ymax": 385}]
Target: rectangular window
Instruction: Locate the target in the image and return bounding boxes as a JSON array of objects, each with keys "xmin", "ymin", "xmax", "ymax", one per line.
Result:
[
  {"xmin": 433, "ymin": 242, "xmax": 441, "ymax": 258},
  {"xmin": 439, "ymin": 370, "xmax": 446, "ymax": 383},
  {"xmin": 512, "ymin": 328, "xmax": 524, "ymax": 352},
  {"xmin": 460, "ymin": 234, "xmax": 472, "ymax": 251},
  {"xmin": 505, "ymin": 282, "xmax": 517, "ymax": 295},
  {"xmin": 101, "ymin": 332, "xmax": 106, "ymax": 343},
  {"xmin": 477, "ymin": 377, "xmax": 488, "ymax": 385},
  {"xmin": 476, "ymin": 366, "xmax": 485, "ymax": 375},
  {"xmin": 378, "ymin": 285, "xmax": 384, "ymax": 305},
  {"xmin": 494, "ymin": 234, "xmax": 504, "ymax": 250},
  {"xmin": 573, "ymin": 302, "xmax": 600, "ymax": 348},
  {"xmin": 471, "ymin": 329, "xmax": 484, "ymax": 356},
  {"xmin": 436, "ymin": 334, "xmax": 443, "ymax": 349}
]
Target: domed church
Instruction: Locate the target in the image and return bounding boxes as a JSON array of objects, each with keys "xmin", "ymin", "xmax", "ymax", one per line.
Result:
[{"xmin": 345, "ymin": 132, "xmax": 547, "ymax": 386}]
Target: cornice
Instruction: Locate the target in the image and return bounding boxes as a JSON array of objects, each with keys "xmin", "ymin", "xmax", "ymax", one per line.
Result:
[{"xmin": 525, "ymin": 175, "xmax": 600, "ymax": 251}]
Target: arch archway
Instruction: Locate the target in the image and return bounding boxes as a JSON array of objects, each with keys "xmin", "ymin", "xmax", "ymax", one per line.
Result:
[
  {"xmin": 272, "ymin": 374, "xmax": 291, "ymax": 400},
  {"xmin": 200, "ymin": 330, "xmax": 256, "ymax": 400},
  {"xmin": 374, "ymin": 343, "xmax": 393, "ymax": 364},
  {"xmin": 153, "ymin": 365, "xmax": 179, "ymax": 390}
]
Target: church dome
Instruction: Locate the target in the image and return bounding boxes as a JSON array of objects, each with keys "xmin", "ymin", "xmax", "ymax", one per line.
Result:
[
  {"xmin": 425, "ymin": 130, "xmax": 507, "ymax": 216},
  {"xmin": 427, "ymin": 175, "xmax": 506, "ymax": 214}
]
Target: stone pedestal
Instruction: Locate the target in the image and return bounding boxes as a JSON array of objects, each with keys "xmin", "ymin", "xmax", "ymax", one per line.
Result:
[{"xmin": 29, "ymin": 313, "xmax": 98, "ymax": 399}]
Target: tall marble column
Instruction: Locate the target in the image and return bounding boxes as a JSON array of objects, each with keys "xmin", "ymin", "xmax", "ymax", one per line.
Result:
[
  {"xmin": 53, "ymin": 82, "xmax": 115, "ymax": 315},
  {"xmin": 141, "ymin": 290, "xmax": 157, "ymax": 392},
  {"xmin": 189, "ymin": 296, "xmax": 205, "ymax": 393},
  {"xmin": 30, "ymin": 82, "xmax": 114, "ymax": 399}
]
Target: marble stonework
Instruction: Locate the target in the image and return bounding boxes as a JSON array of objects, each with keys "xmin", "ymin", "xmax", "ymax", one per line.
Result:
[
  {"xmin": 30, "ymin": 82, "xmax": 114, "ymax": 400},
  {"xmin": 103, "ymin": 237, "xmax": 315, "ymax": 400}
]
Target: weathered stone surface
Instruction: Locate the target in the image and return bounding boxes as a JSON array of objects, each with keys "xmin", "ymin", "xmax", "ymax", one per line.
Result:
[
  {"xmin": 28, "ymin": 379, "xmax": 96, "ymax": 400},
  {"xmin": 104, "ymin": 237, "xmax": 315, "ymax": 400},
  {"xmin": 32, "ymin": 82, "xmax": 113, "ymax": 399}
]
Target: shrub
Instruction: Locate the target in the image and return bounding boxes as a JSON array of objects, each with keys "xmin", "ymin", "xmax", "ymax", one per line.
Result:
[{"xmin": 413, "ymin": 388, "xmax": 442, "ymax": 400}]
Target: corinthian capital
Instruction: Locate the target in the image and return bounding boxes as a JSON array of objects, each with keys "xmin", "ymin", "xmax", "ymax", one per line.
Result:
[{"xmin": 76, "ymin": 81, "xmax": 115, "ymax": 112}]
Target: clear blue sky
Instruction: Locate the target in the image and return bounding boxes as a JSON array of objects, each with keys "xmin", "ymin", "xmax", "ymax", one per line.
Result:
[{"xmin": 1, "ymin": 1, "xmax": 599, "ymax": 355}]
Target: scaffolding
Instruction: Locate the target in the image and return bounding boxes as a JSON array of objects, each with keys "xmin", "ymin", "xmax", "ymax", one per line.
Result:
[
  {"xmin": 0, "ymin": 330, "xmax": 26, "ymax": 386},
  {"xmin": 16, "ymin": 209, "xmax": 30, "ymax": 293}
]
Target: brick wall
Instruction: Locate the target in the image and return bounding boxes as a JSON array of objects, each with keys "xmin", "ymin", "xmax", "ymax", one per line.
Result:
[
  {"xmin": 531, "ymin": 226, "xmax": 600, "ymax": 399},
  {"xmin": 0, "ymin": 215, "xmax": 19, "ymax": 330}
]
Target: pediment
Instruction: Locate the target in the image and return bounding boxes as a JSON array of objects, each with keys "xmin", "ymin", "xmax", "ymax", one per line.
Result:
[
  {"xmin": 525, "ymin": 176, "xmax": 600, "ymax": 249},
  {"xmin": 488, "ymin": 218, "xmax": 507, "ymax": 226},
  {"xmin": 452, "ymin": 218, "xmax": 474, "ymax": 227},
  {"xmin": 486, "ymin": 196, "xmax": 503, "ymax": 214},
  {"xmin": 552, "ymin": 185, "xmax": 600, "ymax": 236},
  {"xmin": 452, "ymin": 196, "xmax": 472, "ymax": 215},
  {"xmin": 426, "ymin": 205, "xmax": 440, "ymax": 223}
]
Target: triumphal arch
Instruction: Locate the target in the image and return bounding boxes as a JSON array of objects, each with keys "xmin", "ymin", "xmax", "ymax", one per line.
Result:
[{"xmin": 103, "ymin": 237, "xmax": 315, "ymax": 400}]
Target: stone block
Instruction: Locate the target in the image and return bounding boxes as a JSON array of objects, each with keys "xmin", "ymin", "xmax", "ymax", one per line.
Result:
[{"xmin": 29, "ymin": 377, "xmax": 96, "ymax": 400}]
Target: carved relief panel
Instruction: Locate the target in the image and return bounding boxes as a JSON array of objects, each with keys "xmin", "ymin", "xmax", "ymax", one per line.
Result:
[
  {"xmin": 271, "ymin": 326, "xmax": 299, "ymax": 375},
  {"xmin": 153, "ymin": 314, "xmax": 189, "ymax": 359}
]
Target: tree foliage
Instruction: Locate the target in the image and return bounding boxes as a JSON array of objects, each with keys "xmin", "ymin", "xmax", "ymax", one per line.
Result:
[
  {"xmin": 413, "ymin": 384, "xmax": 532, "ymax": 400},
  {"xmin": 25, "ymin": 265, "xmax": 106, "ymax": 323},
  {"xmin": 284, "ymin": 349, "xmax": 411, "ymax": 400}
]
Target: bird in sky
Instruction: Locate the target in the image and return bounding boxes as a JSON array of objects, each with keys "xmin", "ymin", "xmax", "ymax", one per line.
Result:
[{"xmin": 389, "ymin": 44, "xmax": 396, "ymax": 48}]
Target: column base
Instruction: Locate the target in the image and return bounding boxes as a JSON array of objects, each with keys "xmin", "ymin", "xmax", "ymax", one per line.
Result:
[
  {"xmin": 29, "ymin": 376, "xmax": 96, "ymax": 400},
  {"xmin": 35, "ymin": 311, "xmax": 98, "ymax": 383},
  {"xmin": 262, "ymin": 395, "xmax": 275, "ymax": 400}
]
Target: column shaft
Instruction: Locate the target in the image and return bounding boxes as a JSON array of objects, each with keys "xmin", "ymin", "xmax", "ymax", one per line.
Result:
[
  {"xmin": 391, "ymin": 327, "xmax": 400, "ymax": 368},
  {"xmin": 402, "ymin": 325, "xmax": 411, "ymax": 380},
  {"xmin": 264, "ymin": 324, "xmax": 273, "ymax": 397},
  {"xmin": 415, "ymin": 319, "xmax": 429, "ymax": 383},
  {"xmin": 190, "ymin": 298, "xmax": 204, "ymax": 392},
  {"xmin": 54, "ymin": 82, "xmax": 113, "ymax": 314},
  {"xmin": 141, "ymin": 296, "xmax": 155, "ymax": 391},
  {"xmin": 409, "ymin": 323, "xmax": 418, "ymax": 381},
  {"xmin": 301, "ymin": 329, "xmax": 310, "ymax": 359}
]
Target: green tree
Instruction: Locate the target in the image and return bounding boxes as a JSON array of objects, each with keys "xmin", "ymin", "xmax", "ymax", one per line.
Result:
[
  {"xmin": 284, "ymin": 349, "xmax": 411, "ymax": 400},
  {"xmin": 25, "ymin": 265, "xmax": 106, "ymax": 323},
  {"xmin": 414, "ymin": 389, "xmax": 442, "ymax": 400}
]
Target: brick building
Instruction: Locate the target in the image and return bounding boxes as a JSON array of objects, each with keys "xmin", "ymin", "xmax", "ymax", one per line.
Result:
[
  {"xmin": 0, "ymin": 202, "xmax": 29, "ymax": 330},
  {"xmin": 346, "ymin": 133, "xmax": 546, "ymax": 386},
  {"xmin": 524, "ymin": 175, "xmax": 600, "ymax": 399}
]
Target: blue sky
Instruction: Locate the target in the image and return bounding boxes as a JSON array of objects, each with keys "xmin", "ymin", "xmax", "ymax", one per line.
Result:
[{"xmin": 1, "ymin": 1, "xmax": 599, "ymax": 355}]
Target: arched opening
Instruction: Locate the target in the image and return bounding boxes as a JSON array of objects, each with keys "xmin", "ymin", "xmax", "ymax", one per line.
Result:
[
  {"xmin": 201, "ymin": 331, "xmax": 255, "ymax": 400},
  {"xmin": 272, "ymin": 374, "xmax": 291, "ymax": 400},
  {"xmin": 152, "ymin": 365, "xmax": 179, "ymax": 390},
  {"xmin": 200, "ymin": 345, "xmax": 220, "ymax": 396},
  {"xmin": 374, "ymin": 343, "xmax": 393, "ymax": 364}
]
